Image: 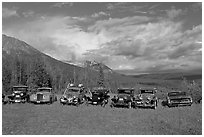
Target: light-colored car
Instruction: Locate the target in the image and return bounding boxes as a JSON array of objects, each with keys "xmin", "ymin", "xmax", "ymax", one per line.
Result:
[
  {"xmin": 60, "ymin": 85, "xmax": 86, "ymax": 106},
  {"xmin": 30, "ymin": 87, "xmax": 57, "ymax": 104}
]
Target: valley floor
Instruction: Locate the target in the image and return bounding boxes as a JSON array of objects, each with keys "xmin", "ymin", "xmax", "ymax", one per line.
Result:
[{"xmin": 2, "ymin": 98, "xmax": 202, "ymax": 135}]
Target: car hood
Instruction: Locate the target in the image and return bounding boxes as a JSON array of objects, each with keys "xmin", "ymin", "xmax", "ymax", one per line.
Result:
[
  {"xmin": 36, "ymin": 92, "xmax": 50, "ymax": 95},
  {"xmin": 117, "ymin": 94, "xmax": 131, "ymax": 98},
  {"xmin": 13, "ymin": 91, "xmax": 24, "ymax": 94},
  {"xmin": 137, "ymin": 94, "xmax": 155, "ymax": 100},
  {"xmin": 168, "ymin": 95, "xmax": 192, "ymax": 100},
  {"xmin": 64, "ymin": 92, "xmax": 79, "ymax": 98}
]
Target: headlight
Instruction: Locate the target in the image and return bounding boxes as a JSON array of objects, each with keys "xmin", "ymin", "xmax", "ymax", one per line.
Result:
[
  {"xmin": 98, "ymin": 97, "xmax": 100, "ymax": 99},
  {"xmin": 12, "ymin": 93, "xmax": 15, "ymax": 96},
  {"xmin": 20, "ymin": 93, "xmax": 24, "ymax": 96},
  {"xmin": 167, "ymin": 99, "xmax": 170, "ymax": 104}
]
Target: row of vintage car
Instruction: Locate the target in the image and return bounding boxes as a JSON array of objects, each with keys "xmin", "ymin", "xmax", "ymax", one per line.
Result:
[{"xmin": 2, "ymin": 84, "xmax": 193, "ymax": 109}]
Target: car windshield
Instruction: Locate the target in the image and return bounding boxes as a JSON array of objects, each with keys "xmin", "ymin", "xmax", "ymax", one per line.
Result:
[
  {"xmin": 38, "ymin": 89, "xmax": 51, "ymax": 92},
  {"xmin": 118, "ymin": 89, "xmax": 133, "ymax": 94},
  {"xmin": 140, "ymin": 90, "xmax": 154, "ymax": 94},
  {"xmin": 168, "ymin": 92, "xmax": 186, "ymax": 96},
  {"xmin": 13, "ymin": 87, "xmax": 27, "ymax": 91},
  {"xmin": 67, "ymin": 88, "xmax": 80, "ymax": 93}
]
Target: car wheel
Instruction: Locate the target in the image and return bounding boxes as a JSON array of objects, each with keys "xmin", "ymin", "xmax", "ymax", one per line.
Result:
[
  {"xmin": 128, "ymin": 102, "xmax": 132, "ymax": 109},
  {"xmin": 110, "ymin": 102, "xmax": 114, "ymax": 108},
  {"xmin": 48, "ymin": 98, "xmax": 52, "ymax": 105},
  {"xmin": 76, "ymin": 102, "xmax": 79, "ymax": 107},
  {"xmin": 102, "ymin": 101, "xmax": 106, "ymax": 107},
  {"xmin": 153, "ymin": 101, "xmax": 157, "ymax": 109}
]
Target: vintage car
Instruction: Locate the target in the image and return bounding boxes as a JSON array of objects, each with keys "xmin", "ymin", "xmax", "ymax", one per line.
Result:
[
  {"xmin": 134, "ymin": 88, "xmax": 158, "ymax": 109},
  {"xmin": 86, "ymin": 87, "xmax": 110, "ymax": 107},
  {"xmin": 2, "ymin": 93, "xmax": 8, "ymax": 104},
  {"xmin": 166, "ymin": 91, "xmax": 193, "ymax": 107},
  {"xmin": 60, "ymin": 84, "xmax": 86, "ymax": 106},
  {"xmin": 30, "ymin": 87, "xmax": 57, "ymax": 104},
  {"xmin": 110, "ymin": 88, "xmax": 135, "ymax": 108},
  {"xmin": 7, "ymin": 85, "xmax": 29, "ymax": 103}
]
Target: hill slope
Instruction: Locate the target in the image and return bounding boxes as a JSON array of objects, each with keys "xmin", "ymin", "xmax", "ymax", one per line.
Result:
[{"xmin": 2, "ymin": 34, "xmax": 136, "ymax": 93}]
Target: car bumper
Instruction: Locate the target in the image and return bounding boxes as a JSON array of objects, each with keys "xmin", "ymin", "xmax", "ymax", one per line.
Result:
[
  {"xmin": 31, "ymin": 100, "xmax": 50, "ymax": 104},
  {"xmin": 91, "ymin": 101, "xmax": 100, "ymax": 105},
  {"xmin": 168, "ymin": 102, "xmax": 192, "ymax": 107},
  {"xmin": 112, "ymin": 102, "xmax": 129, "ymax": 107},
  {"xmin": 60, "ymin": 98, "xmax": 78, "ymax": 105},
  {"xmin": 134, "ymin": 101, "xmax": 155, "ymax": 107},
  {"xmin": 9, "ymin": 99, "xmax": 26, "ymax": 103}
]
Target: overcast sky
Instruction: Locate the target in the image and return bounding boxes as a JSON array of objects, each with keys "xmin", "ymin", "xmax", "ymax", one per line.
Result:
[{"xmin": 2, "ymin": 2, "xmax": 202, "ymax": 74}]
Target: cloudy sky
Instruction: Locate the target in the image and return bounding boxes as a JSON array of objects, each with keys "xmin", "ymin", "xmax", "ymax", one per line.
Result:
[{"xmin": 2, "ymin": 2, "xmax": 202, "ymax": 75}]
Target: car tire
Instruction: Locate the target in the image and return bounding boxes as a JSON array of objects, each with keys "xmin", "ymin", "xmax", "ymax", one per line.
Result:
[
  {"xmin": 128, "ymin": 102, "xmax": 132, "ymax": 109},
  {"xmin": 102, "ymin": 101, "xmax": 106, "ymax": 107},
  {"xmin": 153, "ymin": 101, "xmax": 157, "ymax": 109},
  {"xmin": 48, "ymin": 98, "xmax": 52, "ymax": 105},
  {"xmin": 76, "ymin": 102, "xmax": 79, "ymax": 107}
]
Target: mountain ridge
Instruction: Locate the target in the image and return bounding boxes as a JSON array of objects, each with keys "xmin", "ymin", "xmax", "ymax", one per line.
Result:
[{"xmin": 2, "ymin": 34, "xmax": 128, "ymax": 93}]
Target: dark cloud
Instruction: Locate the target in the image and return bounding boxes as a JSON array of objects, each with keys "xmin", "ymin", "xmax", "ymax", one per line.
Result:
[{"xmin": 3, "ymin": 3, "xmax": 202, "ymax": 74}]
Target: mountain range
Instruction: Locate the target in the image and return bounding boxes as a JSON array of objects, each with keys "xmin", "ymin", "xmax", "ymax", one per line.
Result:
[
  {"xmin": 2, "ymin": 34, "xmax": 202, "ymax": 95},
  {"xmin": 2, "ymin": 34, "xmax": 132, "ymax": 93}
]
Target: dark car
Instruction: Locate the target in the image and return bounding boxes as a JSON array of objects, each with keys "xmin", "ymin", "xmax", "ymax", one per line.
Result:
[
  {"xmin": 134, "ymin": 88, "xmax": 158, "ymax": 109},
  {"xmin": 166, "ymin": 91, "xmax": 193, "ymax": 107},
  {"xmin": 7, "ymin": 85, "xmax": 29, "ymax": 103},
  {"xmin": 110, "ymin": 88, "xmax": 135, "ymax": 108},
  {"xmin": 2, "ymin": 93, "xmax": 8, "ymax": 104},
  {"xmin": 30, "ymin": 87, "xmax": 57, "ymax": 104},
  {"xmin": 60, "ymin": 84, "xmax": 86, "ymax": 106},
  {"xmin": 86, "ymin": 87, "xmax": 110, "ymax": 107}
]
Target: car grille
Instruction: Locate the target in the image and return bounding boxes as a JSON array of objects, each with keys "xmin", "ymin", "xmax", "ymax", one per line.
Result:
[
  {"xmin": 171, "ymin": 98, "xmax": 190, "ymax": 103},
  {"xmin": 37, "ymin": 94, "xmax": 43, "ymax": 101},
  {"xmin": 92, "ymin": 95, "xmax": 99, "ymax": 101}
]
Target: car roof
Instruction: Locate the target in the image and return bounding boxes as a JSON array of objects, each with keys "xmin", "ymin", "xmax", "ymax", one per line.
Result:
[
  {"xmin": 140, "ymin": 87, "xmax": 156, "ymax": 90},
  {"xmin": 118, "ymin": 88, "xmax": 134, "ymax": 90},
  {"xmin": 38, "ymin": 87, "xmax": 52, "ymax": 90},
  {"xmin": 13, "ymin": 85, "xmax": 28, "ymax": 88},
  {"xmin": 168, "ymin": 91, "xmax": 184, "ymax": 93}
]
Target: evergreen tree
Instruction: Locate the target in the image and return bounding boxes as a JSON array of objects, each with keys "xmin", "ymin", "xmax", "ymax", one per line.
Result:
[
  {"xmin": 97, "ymin": 64, "xmax": 105, "ymax": 87},
  {"xmin": 27, "ymin": 59, "xmax": 52, "ymax": 88}
]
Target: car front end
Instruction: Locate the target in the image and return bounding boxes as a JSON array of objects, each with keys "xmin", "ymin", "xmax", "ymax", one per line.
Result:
[
  {"xmin": 9, "ymin": 91, "xmax": 27, "ymax": 103},
  {"xmin": 111, "ymin": 94, "xmax": 131, "ymax": 107},
  {"xmin": 60, "ymin": 94, "xmax": 79, "ymax": 105},
  {"xmin": 30, "ymin": 93, "xmax": 51, "ymax": 104},
  {"xmin": 134, "ymin": 94, "xmax": 157, "ymax": 108},
  {"xmin": 91, "ymin": 94, "xmax": 103, "ymax": 105},
  {"xmin": 167, "ymin": 96, "xmax": 193, "ymax": 107}
]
